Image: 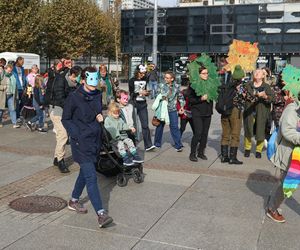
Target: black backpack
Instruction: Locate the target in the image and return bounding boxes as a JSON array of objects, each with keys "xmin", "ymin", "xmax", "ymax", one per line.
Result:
[
  {"xmin": 215, "ymin": 84, "xmax": 236, "ymax": 116},
  {"xmin": 44, "ymin": 69, "xmax": 57, "ymax": 106}
]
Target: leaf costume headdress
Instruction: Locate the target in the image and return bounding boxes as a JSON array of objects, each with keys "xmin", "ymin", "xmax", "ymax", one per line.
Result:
[
  {"xmin": 224, "ymin": 39, "xmax": 259, "ymax": 73},
  {"xmin": 188, "ymin": 53, "xmax": 220, "ymax": 101},
  {"xmin": 282, "ymin": 64, "xmax": 300, "ymax": 100}
]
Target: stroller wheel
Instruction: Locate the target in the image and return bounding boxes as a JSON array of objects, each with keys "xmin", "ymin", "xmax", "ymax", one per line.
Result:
[
  {"xmin": 117, "ymin": 173, "xmax": 128, "ymax": 187},
  {"xmin": 133, "ymin": 169, "xmax": 144, "ymax": 184}
]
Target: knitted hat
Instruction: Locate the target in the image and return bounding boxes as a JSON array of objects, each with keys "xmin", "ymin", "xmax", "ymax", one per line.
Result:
[{"xmin": 232, "ymin": 65, "xmax": 245, "ymax": 80}]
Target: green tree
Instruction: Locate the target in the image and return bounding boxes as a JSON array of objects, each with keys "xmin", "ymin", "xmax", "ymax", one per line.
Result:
[
  {"xmin": 40, "ymin": 0, "xmax": 110, "ymax": 60},
  {"xmin": 0, "ymin": 0, "xmax": 42, "ymax": 52}
]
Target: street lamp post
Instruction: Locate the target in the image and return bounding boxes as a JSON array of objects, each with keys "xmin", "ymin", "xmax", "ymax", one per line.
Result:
[{"xmin": 152, "ymin": 0, "xmax": 158, "ymax": 65}]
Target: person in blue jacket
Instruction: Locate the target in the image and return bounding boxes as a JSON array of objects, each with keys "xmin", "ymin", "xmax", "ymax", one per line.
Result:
[
  {"xmin": 13, "ymin": 57, "xmax": 27, "ymax": 120},
  {"xmin": 62, "ymin": 67, "xmax": 113, "ymax": 228}
]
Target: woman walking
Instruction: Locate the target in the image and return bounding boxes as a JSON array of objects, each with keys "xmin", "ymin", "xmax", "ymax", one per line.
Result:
[{"xmin": 62, "ymin": 67, "xmax": 113, "ymax": 228}]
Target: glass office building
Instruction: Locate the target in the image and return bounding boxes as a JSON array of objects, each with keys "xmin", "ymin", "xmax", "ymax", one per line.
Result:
[{"xmin": 121, "ymin": 3, "xmax": 300, "ymax": 77}]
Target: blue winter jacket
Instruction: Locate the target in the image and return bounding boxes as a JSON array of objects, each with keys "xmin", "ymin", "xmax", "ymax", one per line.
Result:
[
  {"xmin": 62, "ymin": 85, "xmax": 102, "ymax": 164},
  {"xmin": 13, "ymin": 66, "xmax": 26, "ymax": 91}
]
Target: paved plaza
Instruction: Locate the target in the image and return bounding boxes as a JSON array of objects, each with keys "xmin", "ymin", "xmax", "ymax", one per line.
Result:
[{"xmin": 0, "ymin": 91, "xmax": 300, "ymax": 250}]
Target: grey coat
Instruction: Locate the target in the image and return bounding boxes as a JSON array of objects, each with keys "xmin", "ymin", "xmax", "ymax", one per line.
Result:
[
  {"xmin": 271, "ymin": 102, "xmax": 300, "ymax": 171},
  {"xmin": 0, "ymin": 73, "xmax": 17, "ymax": 110}
]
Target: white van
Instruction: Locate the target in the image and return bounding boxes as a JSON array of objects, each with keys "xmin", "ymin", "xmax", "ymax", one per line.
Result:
[{"xmin": 0, "ymin": 52, "xmax": 40, "ymax": 72}]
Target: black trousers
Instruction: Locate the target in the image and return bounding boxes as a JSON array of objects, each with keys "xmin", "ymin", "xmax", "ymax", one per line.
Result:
[
  {"xmin": 180, "ymin": 118, "xmax": 194, "ymax": 135},
  {"xmin": 135, "ymin": 101, "xmax": 153, "ymax": 150},
  {"xmin": 190, "ymin": 115, "xmax": 211, "ymax": 155}
]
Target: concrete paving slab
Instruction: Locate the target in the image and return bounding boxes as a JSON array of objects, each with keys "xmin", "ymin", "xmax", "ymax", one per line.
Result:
[
  {"xmin": 144, "ymin": 207, "xmax": 261, "ymax": 250},
  {"xmin": 258, "ymin": 219, "xmax": 300, "ymax": 250},
  {"xmin": 4, "ymin": 224, "xmax": 138, "ymax": 250},
  {"xmin": 0, "ymin": 152, "xmax": 24, "ymax": 166},
  {"xmin": 173, "ymin": 175, "xmax": 272, "ymax": 219},
  {"xmin": 0, "ymin": 155, "xmax": 53, "ymax": 187},
  {"xmin": 133, "ymin": 239, "xmax": 198, "ymax": 250},
  {"xmin": 143, "ymin": 168, "xmax": 199, "ymax": 187},
  {"xmin": 0, "ymin": 215, "xmax": 41, "ymax": 249}
]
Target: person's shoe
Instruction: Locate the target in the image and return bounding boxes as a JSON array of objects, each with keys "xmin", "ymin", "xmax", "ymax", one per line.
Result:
[
  {"xmin": 25, "ymin": 121, "xmax": 33, "ymax": 131},
  {"xmin": 256, "ymin": 152, "xmax": 262, "ymax": 159},
  {"xmin": 228, "ymin": 147, "xmax": 243, "ymax": 165},
  {"xmin": 189, "ymin": 154, "xmax": 198, "ymax": 162},
  {"xmin": 68, "ymin": 200, "xmax": 88, "ymax": 214},
  {"xmin": 58, "ymin": 159, "xmax": 70, "ymax": 173},
  {"xmin": 0, "ymin": 123, "xmax": 3, "ymax": 128},
  {"xmin": 244, "ymin": 150, "xmax": 250, "ymax": 157},
  {"xmin": 13, "ymin": 124, "xmax": 21, "ymax": 128},
  {"xmin": 220, "ymin": 145, "xmax": 229, "ymax": 163},
  {"xmin": 53, "ymin": 157, "xmax": 59, "ymax": 166},
  {"xmin": 132, "ymin": 154, "xmax": 144, "ymax": 163},
  {"xmin": 37, "ymin": 127, "xmax": 47, "ymax": 133},
  {"xmin": 266, "ymin": 209, "xmax": 285, "ymax": 223},
  {"xmin": 145, "ymin": 145, "xmax": 156, "ymax": 152},
  {"xmin": 176, "ymin": 147, "xmax": 183, "ymax": 152},
  {"xmin": 197, "ymin": 153, "xmax": 208, "ymax": 160},
  {"xmin": 98, "ymin": 211, "xmax": 113, "ymax": 228},
  {"xmin": 123, "ymin": 155, "xmax": 134, "ymax": 166}
]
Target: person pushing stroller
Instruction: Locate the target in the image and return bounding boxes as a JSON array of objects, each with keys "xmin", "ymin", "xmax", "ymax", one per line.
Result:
[{"xmin": 104, "ymin": 101, "xmax": 144, "ymax": 166}]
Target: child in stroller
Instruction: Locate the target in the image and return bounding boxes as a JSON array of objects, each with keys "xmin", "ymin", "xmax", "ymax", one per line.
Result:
[
  {"xmin": 104, "ymin": 101, "xmax": 144, "ymax": 166},
  {"xmin": 98, "ymin": 101, "xmax": 144, "ymax": 186}
]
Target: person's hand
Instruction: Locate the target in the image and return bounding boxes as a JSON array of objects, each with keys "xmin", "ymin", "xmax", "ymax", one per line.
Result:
[
  {"xmin": 201, "ymin": 94, "xmax": 208, "ymax": 101},
  {"xmin": 130, "ymin": 127, "xmax": 136, "ymax": 133},
  {"xmin": 140, "ymin": 90, "xmax": 149, "ymax": 96},
  {"xmin": 257, "ymin": 91, "xmax": 267, "ymax": 99},
  {"xmin": 96, "ymin": 114, "xmax": 104, "ymax": 123},
  {"xmin": 178, "ymin": 108, "xmax": 184, "ymax": 115}
]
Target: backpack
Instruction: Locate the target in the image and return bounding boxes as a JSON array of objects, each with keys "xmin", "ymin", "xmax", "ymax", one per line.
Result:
[
  {"xmin": 267, "ymin": 127, "xmax": 279, "ymax": 161},
  {"xmin": 215, "ymin": 84, "xmax": 235, "ymax": 115}
]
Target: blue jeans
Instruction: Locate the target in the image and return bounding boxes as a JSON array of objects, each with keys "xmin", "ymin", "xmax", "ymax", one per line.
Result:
[
  {"xmin": 30, "ymin": 99, "xmax": 44, "ymax": 128},
  {"xmin": 154, "ymin": 110, "xmax": 182, "ymax": 149},
  {"xmin": 149, "ymin": 80, "xmax": 158, "ymax": 99},
  {"xmin": 71, "ymin": 162, "xmax": 103, "ymax": 214},
  {"xmin": 0, "ymin": 94, "xmax": 17, "ymax": 124}
]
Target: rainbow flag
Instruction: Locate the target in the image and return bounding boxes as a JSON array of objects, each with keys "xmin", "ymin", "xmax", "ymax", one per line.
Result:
[{"xmin": 283, "ymin": 147, "xmax": 300, "ymax": 198}]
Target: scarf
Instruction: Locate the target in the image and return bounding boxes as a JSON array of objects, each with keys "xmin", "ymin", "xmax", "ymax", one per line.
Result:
[{"xmin": 283, "ymin": 146, "xmax": 300, "ymax": 198}]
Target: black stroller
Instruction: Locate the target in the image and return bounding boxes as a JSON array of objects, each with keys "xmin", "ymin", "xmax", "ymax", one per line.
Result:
[{"xmin": 95, "ymin": 123, "xmax": 144, "ymax": 187}]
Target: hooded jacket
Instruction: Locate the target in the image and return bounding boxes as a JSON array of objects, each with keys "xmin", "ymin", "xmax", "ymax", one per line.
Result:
[{"xmin": 62, "ymin": 85, "xmax": 102, "ymax": 163}]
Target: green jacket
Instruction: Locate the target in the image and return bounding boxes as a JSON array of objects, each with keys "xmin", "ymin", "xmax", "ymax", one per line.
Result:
[
  {"xmin": 104, "ymin": 115, "xmax": 129, "ymax": 141},
  {"xmin": 243, "ymin": 81, "xmax": 274, "ymax": 141}
]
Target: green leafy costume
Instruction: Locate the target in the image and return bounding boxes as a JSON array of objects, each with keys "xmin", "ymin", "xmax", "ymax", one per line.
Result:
[
  {"xmin": 188, "ymin": 53, "xmax": 221, "ymax": 101},
  {"xmin": 282, "ymin": 64, "xmax": 300, "ymax": 99}
]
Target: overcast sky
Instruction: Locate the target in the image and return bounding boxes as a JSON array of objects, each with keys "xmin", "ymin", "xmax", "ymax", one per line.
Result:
[{"xmin": 150, "ymin": 0, "xmax": 177, "ymax": 7}]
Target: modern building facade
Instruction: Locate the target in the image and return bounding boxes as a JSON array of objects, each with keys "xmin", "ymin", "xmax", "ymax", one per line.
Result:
[
  {"xmin": 96, "ymin": 0, "xmax": 154, "ymax": 11},
  {"xmin": 178, "ymin": 0, "xmax": 285, "ymax": 7},
  {"xmin": 121, "ymin": 2, "xmax": 300, "ymax": 77}
]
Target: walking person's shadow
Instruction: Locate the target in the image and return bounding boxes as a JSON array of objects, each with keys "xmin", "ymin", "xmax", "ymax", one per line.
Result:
[{"xmin": 246, "ymin": 169, "xmax": 300, "ymax": 216}]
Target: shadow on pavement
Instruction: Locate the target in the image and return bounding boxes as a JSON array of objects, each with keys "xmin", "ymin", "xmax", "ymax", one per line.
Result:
[{"xmin": 246, "ymin": 169, "xmax": 300, "ymax": 216}]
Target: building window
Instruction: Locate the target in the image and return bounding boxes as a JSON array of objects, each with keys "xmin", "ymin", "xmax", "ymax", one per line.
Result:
[{"xmin": 210, "ymin": 24, "xmax": 234, "ymax": 34}]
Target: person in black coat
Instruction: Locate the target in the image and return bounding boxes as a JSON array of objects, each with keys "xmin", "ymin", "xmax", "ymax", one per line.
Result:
[
  {"xmin": 188, "ymin": 65, "xmax": 213, "ymax": 162},
  {"xmin": 62, "ymin": 67, "xmax": 113, "ymax": 228}
]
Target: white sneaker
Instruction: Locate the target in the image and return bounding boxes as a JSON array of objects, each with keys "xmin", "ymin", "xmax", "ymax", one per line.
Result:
[
  {"xmin": 13, "ymin": 124, "xmax": 21, "ymax": 128},
  {"xmin": 145, "ymin": 145, "xmax": 156, "ymax": 152}
]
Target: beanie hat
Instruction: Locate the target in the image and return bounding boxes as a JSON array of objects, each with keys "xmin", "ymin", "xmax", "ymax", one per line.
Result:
[{"xmin": 232, "ymin": 65, "xmax": 245, "ymax": 80}]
